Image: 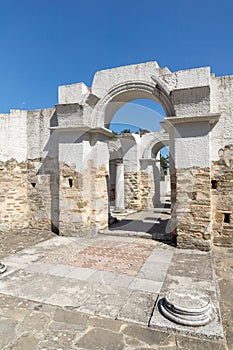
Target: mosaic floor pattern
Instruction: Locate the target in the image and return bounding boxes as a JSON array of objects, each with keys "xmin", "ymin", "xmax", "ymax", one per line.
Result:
[{"xmin": 43, "ymin": 240, "xmax": 154, "ymax": 276}]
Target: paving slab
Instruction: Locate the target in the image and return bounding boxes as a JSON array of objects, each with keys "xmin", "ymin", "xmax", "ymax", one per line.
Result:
[
  {"xmin": 44, "ymin": 279, "xmax": 91, "ymax": 307},
  {"xmin": 67, "ymin": 266, "xmax": 96, "ymax": 280},
  {"xmin": 117, "ymin": 290, "xmax": 157, "ymax": 325},
  {"xmin": 123, "ymin": 324, "xmax": 176, "ymax": 347},
  {"xmin": 47, "ymin": 263, "xmax": 76, "ymax": 276},
  {"xmin": 0, "ymin": 318, "xmax": 17, "ymax": 348},
  {"xmin": 111, "ymin": 274, "xmax": 134, "ymax": 288},
  {"xmin": 25, "ymin": 262, "xmax": 54, "ymax": 274},
  {"xmin": 138, "ymin": 262, "xmax": 170, "ymax": 281},
  {"xmin": 147, "ymin": 248, "xmax": 173, "ymax": 263},
  {"xmin": 129, "ymin": 278, "xmax": 163, "ymax": 293},
  {"xmin": 75, "ymin": 327, "xmax": 125, "ymax": 350},
  {"xmin": 87, "ymin": 270, "xmax": 117, "ymax": 284}
]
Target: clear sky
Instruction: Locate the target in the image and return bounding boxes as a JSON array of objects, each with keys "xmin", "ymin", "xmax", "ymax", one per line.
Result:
[
  {"xmin": 0, "ymin": 0, "xmax": 233, "ymax": 127},
  {"xmin": 110, "ymin": 99, "xmax": 165, "ymax": 133}
]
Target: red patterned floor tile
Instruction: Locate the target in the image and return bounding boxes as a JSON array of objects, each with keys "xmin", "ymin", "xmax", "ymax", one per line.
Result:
[{"xmin": 43, "ymin": 240, "xmax": 154, "ymax": 276}]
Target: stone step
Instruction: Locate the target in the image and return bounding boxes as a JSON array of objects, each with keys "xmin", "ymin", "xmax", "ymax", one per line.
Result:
[
  {"xmin": 99, "ymin": 229, "xmax": 152, "ymax": 239},
  {"xmin": 99, "ymin": 229, "xmax": 170, "ymax": 241}
]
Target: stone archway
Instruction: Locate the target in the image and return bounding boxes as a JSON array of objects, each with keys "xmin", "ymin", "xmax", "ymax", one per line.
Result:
[
  {"xmin": 141, "ymin": 131, "xmax": 170, "ymax": 207},
  {"xmin": 54, "ymin": 62, "xmax": 221, "ymax": 250},
  {"xmin": 89, "ymin": 64, "xmax": 174, "ymax": 226},
  {"xmin": 91, "ymin": 80, "xmax": 175, "ymax": 128},
  {"xmin": 142, "ymin": 131, "xmax": 169, "ymax": 159}
]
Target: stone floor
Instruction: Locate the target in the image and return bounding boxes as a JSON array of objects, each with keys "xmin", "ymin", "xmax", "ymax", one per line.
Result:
[
  {"xmin": 109, "ymin": 205, "xmax": 171, "ymax": 241},
  {"xmin": 0, "ymin": 236, "xmax": 173, "ymax": 324},
  {"xmin": 0, "ymin": 215, "xmax": 232, "ymax": 349}
]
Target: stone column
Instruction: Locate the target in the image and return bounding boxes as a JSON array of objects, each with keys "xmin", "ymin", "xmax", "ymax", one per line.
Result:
[
  {"xmin": 140, "ymin": 158, "xmax": 156, "ymax": 208},
  {"xmin": 155, "ymin": 158, "xmax": 161, "ymax": 206},
  {"xmin": 114, "ymin": 160, "xmax": 125, "ymax": 212},
  {"xmin": 107, "ymin": 174, "xmax": 111, "ymax": 218}
]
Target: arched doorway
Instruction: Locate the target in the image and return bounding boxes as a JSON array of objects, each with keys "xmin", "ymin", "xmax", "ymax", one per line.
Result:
[
  {"xmin": 91, "ymin": 79, "xmax": 175, "ymax": 129},
  {"xmin": 108, "ymin": 98, "xmax": 167, "ymax": 211},
  {"xmin": 92, "ymin": 82, "xmax": 174, "ymax": 242}
]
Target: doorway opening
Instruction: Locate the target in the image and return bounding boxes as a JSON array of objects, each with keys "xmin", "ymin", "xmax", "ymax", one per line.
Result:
[{"xmin": 106, "ymin": 98, "xmax": 172, "ymax": 243}]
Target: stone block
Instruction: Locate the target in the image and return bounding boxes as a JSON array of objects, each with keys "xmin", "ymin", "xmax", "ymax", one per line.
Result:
[
  {"xmin": 56, "ymin": 103, "xmax": 84, "ymax": 127},
  {"xmin": 58, "ymin": 82, "xmax": 90, "ymax": 104}
]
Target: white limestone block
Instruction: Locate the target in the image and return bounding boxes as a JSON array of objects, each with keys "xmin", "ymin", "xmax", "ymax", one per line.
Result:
[
  {"xmin": 0, "ymin": 110, "xmax": 27, "ymax": 162},
  {"xmin": 174, "ymin": 122, "xmax": 210, "ymax": 169},
  {"xmin": 92, "ymin": 61, "xmax": 160, "ymax": 98},
  {"xmin": 175, "ymin": 67, "xmax": 211, "ymax": 89},
  {"xmin": 58, "ymin": 82, "xmax": 90, "ymax": 105}
]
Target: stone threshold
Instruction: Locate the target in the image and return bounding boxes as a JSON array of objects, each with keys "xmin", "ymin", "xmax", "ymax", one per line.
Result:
[
  {"xmin": 99, "ymin": 230, "xmax": 170, "ymax": 242},
  {"xmin": 99, "ymin": 229, "xmax": 152, "ymax": 239}
]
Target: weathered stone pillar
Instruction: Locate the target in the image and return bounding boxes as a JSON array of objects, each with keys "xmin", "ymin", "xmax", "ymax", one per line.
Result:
[
  {"xmin": 140, "ymin": 158, "xmax": 156, "ymax": 208},
  {"xmin": 51, "ymin": 105, "xmax": 112, "ymax": 236},
  {"xmin": 107, "ymin": 174, "xmax": 111, "ymax": 218},
  {"xmin": 163, "ymin": 114, "xmax": 220, "ymax": 250},
  {"xmin": 155, "ymin": 158, "xmax": 161, "ymax": 206},
  {"xmin": 114, "ymin": 160, "xmax": 125, "ymax": 212},
  {"xmin": 118, "ymin": 133, "xmax": 141, "ymax": 210}
]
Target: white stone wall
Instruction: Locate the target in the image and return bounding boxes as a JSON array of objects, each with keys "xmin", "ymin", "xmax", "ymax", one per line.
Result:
[
  {"xmin": 27, "ymin": 108, "xmax": 55, "ymax": 159},
  {"xmin": 92, "ymin": 61, "xmax": 160, "ymax": 98},
  {"xmin": 162, "ymin": 67, "xmax": 211, "ymax": 90},
  {"xmin": 0, "ymin": 108, "xmax": 55, "ymax": 162},
  {"xmin": 173, "ymin": 121, "xmax": 211, "ymax": 169},
  {"xmin": 210, "ymin": 76, "xmax": 233, "ymax": 161},
  {"xmin": 0, "ymin": 110, "xmax": 28, "ymax": 162}
]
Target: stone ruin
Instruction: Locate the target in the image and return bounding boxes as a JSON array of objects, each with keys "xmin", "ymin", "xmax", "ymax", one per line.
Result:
[{"xmin": 0, "ymin": 61, "xmax": 232, "ymax": 251}]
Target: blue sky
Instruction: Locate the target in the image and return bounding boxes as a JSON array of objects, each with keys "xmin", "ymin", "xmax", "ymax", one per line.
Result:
[
  {"xmin": 110, "ymin": 99, "xmax": 165, "ymax": 133},
  {"xmin": 0, "ymin": 0, "xmax": 233, "ymax": 135}
]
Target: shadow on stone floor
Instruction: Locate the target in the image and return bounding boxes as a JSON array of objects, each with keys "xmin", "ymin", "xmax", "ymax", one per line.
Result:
[
  {"xmin": 110, "ymin": 217, "xmax": 170, "ymax": 236},
  {"xmin": 109, "ymin": 215, "xmax": 172, "ymax": 245}
]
